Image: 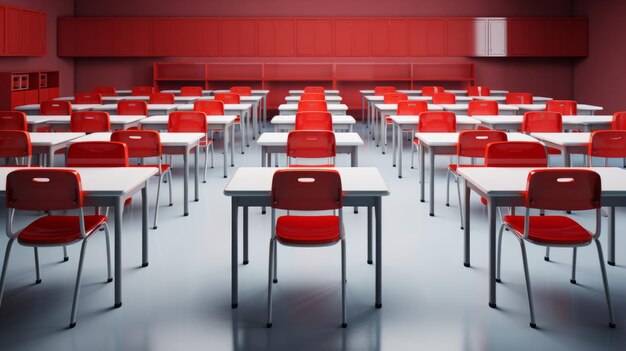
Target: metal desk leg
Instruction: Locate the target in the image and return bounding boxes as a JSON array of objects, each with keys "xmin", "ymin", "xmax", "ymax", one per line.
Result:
[
  {"xmin": 114, "ymin": 198, "xmax": 123, "ymax": 308},
  {"xmin": 243, "ymin": 206, "xmax": 249, "ymax": 265},
  {"xmin": 375, "ymin": 197, "xmax": 382, "ymax": 308},
  {"xmin": 392, "ymin": 124, "xmax": 397, "ymax": 167},
  {"xmin": 419, "ymin": 146, "xmax": 425, "ymax": 203},
  {"xmin": 223, "ymin": 126, "xmax": 229, "ymax": 178},
  {"xmin": 142, "ymin": 185, "xmax": 149, "ymax": 267},
  {"xmin": 367, "ymin": 206, "xmax": 373, "ymax": 265},
  {"xmin": 194, "ymin": 146, "xmax": 199, "ymax": 202},
  {"xmin": 231, "ymin": 198, "xmax": 239, "ymax": 308},
  {"xmin": 183, "ymin": 149, "xmax": 189, "ymax": 216},
  {"xmin": 429, "ymin": 150, "xmax": 435, "ymax": 216},
  {"xmin": 608, "ymin": 206, "xmax": 616, "ymax": 266},
  {"xmin": 230, "ymin": 124, "xmax": 235, "ymax": 167},
  {"xmin": 488, "ymin": 200, "xmax": 497, "ymax": 308},
  {"xmin": 463, "ymin": 183, "xmax": 471, "ymax": 267}
]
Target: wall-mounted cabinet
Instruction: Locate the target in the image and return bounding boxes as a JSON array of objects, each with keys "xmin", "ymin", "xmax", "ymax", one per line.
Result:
[
  {"xmin": 1, "ymin": 4, "xmax": 46, "ymax": 56},
  {"xmin": 0, "ymin": 70, "xmax": 59, "ymax": 109}
]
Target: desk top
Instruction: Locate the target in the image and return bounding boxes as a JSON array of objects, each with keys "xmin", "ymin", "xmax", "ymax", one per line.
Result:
[
  {"xmin": 437, "ymin": 104, "xmax": 519, "ymax": 112},
  {"xmin": 197, "ymin": 96, "xmax": 263, "ymax": 103},
  {"xmin": 530, "ymin": 132, "xmax": 591, "ymax": 146},
  {"xmin": 513, "ymin": 103, "xmax": 604, "ymax": 112},
  {"xmin": 278, "ymin": 103, "xmax": 348, "ymax": 111},
  {"xmin": 139, "ymin": 115, "xmax": 236, "ymax": 126},
  {"xmin": 270, "ymin": 115, "xmax": 356, "ymax": 124},
  {"xmin": 389, "ymin": 115, "xmax": 479, "ymax": 125},
  {"xmin": 415, "ymin": 132, "xmax": 537, "ymax": 146},
  {"xmin": 472, "ymin": 115, "xmax": 613, "ymax": 126},
  {"xmin": 177, "ymin": 103, "xmax": 252, "ymax": 112},
  {"xmin": 374, "ymin": 103, "xmax": 444, "ymax": 112},
  {"xmin": 257, "ymin": 132, "xmax": 363, "ymax": 146},
  {"xmin": 29, "ymin": 132, "xmax": 86, "ymax": 146},
  {"xmin": 285, "ymin": 96, "xmax": 343, "ymax": 102},
  {"xmin": 289, "ymin": 90, "xmax": 340, "ymax": 95},
  {"xmin": 70, "ymin": 132, "xmax": 204, "ymax": 146},
  {"xmin": 16, "ymin": 104, "xmax": 101, "ymax": 112}
]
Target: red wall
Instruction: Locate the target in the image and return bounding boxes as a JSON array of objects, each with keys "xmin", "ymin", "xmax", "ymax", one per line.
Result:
[
  {"xmin": 574, "ymin": 0, "xmax": 626, "ymax": 113},
  {"xmin": 0, "ymin": 0, "xmax": 74, "ymax": 96}
]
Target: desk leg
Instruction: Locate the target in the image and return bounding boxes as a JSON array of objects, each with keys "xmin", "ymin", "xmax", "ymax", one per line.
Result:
[
  {"xmin": 463, "ymin": 182, "xmax": 471, "ymax": 267},
  {"xmin": 183, "ymin": 149, "xmax": 189, "ymax": 216},
  {"xmin": 142, "ymin": 185, "xmax": 149, "ymax": 267},
  {"xmin": 488, "ymin": 200, "xmax": 497, "ymax": 308},
  {"xmin": 263, "ymin": 96, "xmax": 268, "ymax": 128},
  {"xmin": 382, "ymin": 117, "xmax": 387, "ymax": 154},
  {"xmin": 367, "ymin": 206, "xmax": 373, "ymax": 264},
  {"xmin": 231, "ymin": 198, "xmax": 239, "ymax": 308},
  {"xmin": 419, "ymin": 146, "xmax": 425, "ymax": 203},
  {"xmin": 252, "ymin": 104, "xmax": 257, "ymax": 140},
  {"xmin": 375, "ymin": 197, "xmax": 382, "ymax": 308},
  {"xmin": 223, "ymin": 126, "xmax": 229, "ymax": 178},
  {"xmin": 194, "ymin": 146, "xmax": 199, "ymax": 202},
  {"xmin": 351, "ymin": 146, "xmax": 358, "ymax": 167},
  {"xmin": 47, "ymin": 148, "xmax": 54, "ymax": 167},
  {"xmin": 608, "ymin": 206, "xmax": 616, "ymax": 266},
  {"xmin": 114, "ymin": 198, "xmax": 123, "ymax": 308},
  {"xmin": 361, "ymin": 96, "xmax": 365, "ymax": 126},
  {"xmin": 398, "ymin": 125, "xmax": 404, "ymax": 178},
  {"xmin": 563, "ymin": 150, "xmax": 571, "ymax": 167},
  {"xmin": 230, "ymin": 124, "xmax": 235, "ymax": 167},
  {"xmin": 243, "ymin": 206, "xmax": 249, "ymax": 265},
  {"xmin": 261, "ymin": 146, "xmax": 266, "ymax": 167},
  {"xmin": 246, "ymin": 110, "xmax": 251, "ymax": 147},
  {"xmin": 429, "ymin": 150, "xmax": 435, "ymax": 217}
]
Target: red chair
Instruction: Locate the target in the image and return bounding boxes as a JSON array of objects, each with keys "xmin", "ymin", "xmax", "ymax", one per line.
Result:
[
  {"xmin": 432, "ymin": 92, "xmax": 456, "ymax": 104},
  {"xmin": 0, "ymin": 111, "xmax": 27, "ymax": 131},
  {"xmin": 588, "ymin": 130, "xmax": 626, "ymax": 166},
  {"xmin": 303, "ymin": 86, "xmax": 325, "ymax": 94},
  {"xmin": 546, "ymin": 100, "xmax": 577, "ymax": 115},
  {"xmin": 180, "ymin": 86, "xmax": 203, "ymax": 97},
  {"xmin": 497, "ymin": 169, "xmax": 615, "ymax": 328},
  {"xmin": 411, "ymin": 111, "xmax": 457, "ymax": 168},
  {"xmin": 446, "ymin": 130, "xmax": 508, "ymax": 228},
  {"xmin": 213, "ymin": 94, "xmax": 243, "ymax": 154},
  {"xmin": 506, "ymin": 93, "xmax": 533, "ymax": 104},
  {"xmin": 467, "ymin": 86, "xmax": 491, "ymax": 96},
  {"xmin": 374, "ymin": 86, "xmax": 396, "ymax": 96},
  {"xmin": 230, "ymin": 86, "xmax": 252, "ymax": 96},
  {"xmin": 131, "ymin": 86, "xmax": 154, "ymax": 96},
  {"xmin": 111, "ymin": 130, "xmax": 172, "ymax": 229},
  {"xmin": 194, "ymin": 99, "xmax": 239, "ymax": 158},
  {"xmin": 149, "ymin": 93, "xmax": 175, "ymax": 104},
  {"xmin": 300, "ymin": 93, "xmax": 325, "ymax": 101},
  {"xmin": 266, "ymin": 169, "xmax": 346, "ymax": 328},
  {"xmin": 70, "ymin": 112, "xmax": 111, "ymax": 134},
  {"xmin": 381, "ymin": 93, "xmax": 410, "ymax": 143},
  {"xmin": 168, "ymin": 111, "xmax": 213, "ymax": 182},
  {"xmin": 297, "ymin": 100, "xmax": 328, "ymax": 112},
  {"xmin": 117, "ymin": 100, "xmax": 148, "ymax": 116},
  {"xmin": 0, "ymin": 130, "xmax": 32, "ymax": 166},
  {"xmin": 0, "ymin": 169, "xmax": 112, "ymax": 328},
  {"xmin": 66, "ymin": 141, "xmax": 128, "ymax": 168},
  {"xmin": 41, "ymin": 100, "xmax": 71, "ymax": 115},
  {"xmin": 521, "ymin": 111, "xmax": 563, "ymax": 155},
  {"xmin": 421, "ymin": 86, "xmax": 444, "ymax": 97},
  {"xmin": 485, "ymin": 141, "xmax": 548, "ymax": 167},
  {"xmin": 93, "ymin": 86, "xmax": 116, "ymax": 97},
  {"xmin": 295, "ymin": 111, "xmax": 333, "ymax": 131},
  {"xmin": 286, "ymin": 130, "xmax": 336, "ymax": 167},
  {"xmin": 74, "ymin": 93, "xmax": 102, "ymax": 104},
  {"xmin": 394, "ymin": 100, "xmax": 428, "ymax": 145},
  {"xmin": 468, "ymin": 100, "xmax": 498, "ymax": 116},
  {"xmin": 611, "ymin": 112, "xmax": 626, "ymax": 130}
]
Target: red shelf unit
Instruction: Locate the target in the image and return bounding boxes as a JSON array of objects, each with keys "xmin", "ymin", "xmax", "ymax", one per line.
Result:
[
  {"xmin": 0, "ymin": 70, "xmax": 59, "ymax": 110},
  {"xmin": 1, "ymin": 4, "xmax": 46, "ymax": 56}
]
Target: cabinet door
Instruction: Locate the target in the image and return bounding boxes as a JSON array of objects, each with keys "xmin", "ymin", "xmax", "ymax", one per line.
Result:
[
  {"xmin": 296, "ymin": 20, "xmax": 332, "ymax": 56},
  {"xmin": 11, "ymin": 91, "xmax": 25, "ymax": 109},
  {"xmin": 0, "ymin": 6, "xmax": 6, "ymax": 55},
  {"xmin": 334, "ymin": 20, "xmax": 370, "ymax": 56},
  {"xmin": 25, "ymin": 90, "xmax": 39, "ymax": 104},
  {"xmin": 58, "ymin": 19, "xmax": 77, "ymax": 56},
  {"xmin": 409, "ymin": 21, "xmax": 428, "ymax": 56},
  {"xmin": 257, "ymin": 20, "xmax": 276, "ymax": 56},
  {"xmin": 75, "ymin": 19, "xmax": 114, "ymax": 56},
  {"xmin": 447, "ymin": 19, "xmax": 487, "ymax": 57},
  {"xmin": 20, "ymin": 10, "xmax": 45, "ymax": 55},
  {"xmin": 220, "ymin": 20, "xmax": 256, "ymax": 56},
  {"xmin": 275, "ymin": 20, "xmax": 295, "ymax": 56},
  {"xmin": 487, "ymin": 19, "xmax": 506, "ymax": 56},
  {"xmin": 6, "ymin": 7, "xmax": 20, "ymax": 55},
  {"xmin": 426, "ymin": 20, "xmax": 446, "ymax": 56},
  {"xmin": 114, "ymin": 19, "xmax": 151, "ymax": 56},
  {"xmin": 371, "ymin": 20, "xmax": 389, "ymax": 56},
  {"xmin": 388, "ymin": 20, "xmax": 408, "ymax": 56},
  {"xmin": 568, "ymin": 18, "xmax": 588, "ymax": 56}
]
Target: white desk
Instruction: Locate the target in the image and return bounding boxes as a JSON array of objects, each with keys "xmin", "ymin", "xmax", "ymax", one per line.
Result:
[
  {"xmin": 197, "ymin": 96, "xmax": 263, "ymax": 138},
  {"xmin": 530, "ymin": 132, "xmax": 591, "ymax": 167},
  {"xmin": 457, "ymin": 166, "xmax": 626, "ymax": 308},
  {"xmin": 29, "ymin": 132, "xmax": 86, "ymax": 166},
  {"xmin": 472, "ymin": 96, "xmax": 552, "ymax": 103},
  {"xmin": 278, "ymin": 103, "xmax": 349, "ymax": 116},
  {"xmin": 161, "ymin": 89, "xmax": 213, "ymax": 96},
  {"xmin": 270, "ymin": 114, "xmax": 356, "ymax": 132},
  {"xmin": 390, "ymin": 116, "xmax": 480, "ymax": 178},
  {"xmin": 223, "ymin": 167, "xmax": 389, "ymax": 308},
  {"xmin": 472, "ymin": 115, "xmax": 613, "ymax": 132},
  {"xmin": 116, "ymin": 90, "xmax": 132, "ymax": 96},
  {"xmin": 213, "ymin": 90, "xmax": 270, "ymax": 128},
  {"xmin": 93, "ymin": 104, "xmax": 180, "ymax": 116},
  {"xmin": 16, "ymin": 104, "xmax": 101, "ymax": 115},
  {"xmin": 373, "ymin": 103, "xmax": 445, "ymax": 153},
  {"xmin": 436, "ymin": 104, "xmax": 519, "ymax": 116},
  {"xmin": 414, "ymin": 132, "xmax": 539, "ymax": 216},
  {"xmin": 140, "ymin": 115, "xmax": 236, "ymax": 178},
  {"xmin": 513, "ymin": 103, "xmax": 604, "ymax": 115},
  {"xmin": 285, "ymin": 95, "xmax": 343, "ymax": 104},
  {"xmin": 48, "ymin": 115, "xmax": 144, "ymax": 131},
  {"xmin": 0, "ymin": 166, "xmax": 156, "ymax": 308},
  {"xmin": 289, "ymin": 90, "xmax": 340, "ymax": 96},
  {"xmin": 55, "ymin": 96, "xmax": 198, "ymax": 103},
  {"xmin": 257, "ymin": 132, "xmax": 363, "ymax": 167}
]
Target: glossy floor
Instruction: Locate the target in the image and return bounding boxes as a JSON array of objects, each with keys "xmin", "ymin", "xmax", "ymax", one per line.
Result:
[{"xmin": 0, "ymin": 124, "xmax": 625, "ymax": 351}]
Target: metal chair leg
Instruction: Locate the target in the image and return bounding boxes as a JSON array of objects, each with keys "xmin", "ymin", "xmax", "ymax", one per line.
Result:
[
  {"xmin": 341, "ymin": 238, "xmax": 347, "ymax": 328},
  {"xmin": 518, "ymin": 239, "xmax": 537, "ymax": 328},
  {"xmin": 210, "ymin": 142, "xmax": 214, "ymax": 169},
  {"xmin": 153, "ymin": 173, "xmax": 163, "ymax": 230},
  {"xmin": 63, "ymin": 246, "xmax": 69, "ymax": 262},
  {"xmin": 410, "ymin": 142, "xmax": 416, "ymax": 169},
  {"xmin": 273, "ymin": 240, "xmax": 278, "ymax": 283},
  {"xmin": 203, "ymin": 145, "xmax": 209, "ymax": 183},
  {"xmin": 69, "ymin": 240, "xmax": 88, "ymax": 328},
  {"xmin": 445, "ymin": 170, "xmax": 451, "ymax": 206},
  {"xmin": 496, "ymin": 224, "xmax": 506, "ymax": 283},
  {"xmin": 544, "ymin": 247, "xmax": 551, "ymax": 261},
  {"xmin": 266, "ymin": 238, "xmax": 275, "ymax": 328},
  {"xmin": 167, "ymin": 171, "xmax": 173, "ymax": 206},
  {"xmin": 0, "ymin": 239, "xmax": 16, "ymax": 307},
  {"xmin": 594, "ymin": 239, "xmax": 616, "ymax": 328},
  {"xmin": 103, "ymin": 224, "xmax": 112, "ymax": 283},
  {"xmin": 570, "ymin": 247, "xmax": 577, "ymax": 284},
  {"xmin": 34, "ymin": 247, "xmax": 42, "ymax": 284}
]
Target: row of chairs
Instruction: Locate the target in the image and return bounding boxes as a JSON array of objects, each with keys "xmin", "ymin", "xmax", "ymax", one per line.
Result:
[{"xmin": 375, "ymin": 85, "xmax": 502, "ymax": 98}]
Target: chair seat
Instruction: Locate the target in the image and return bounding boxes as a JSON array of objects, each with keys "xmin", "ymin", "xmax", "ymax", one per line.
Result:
[
  {"xmin": 276, "ymin": 216, "xmax": 340, "ymax": 245},
  {"xmin": 503, "ymin": 215, "xmax": 593, "ymax": 245},
  {"xmin": 18, "ymin": 215, "xmax": 107, "ymax": 245}
]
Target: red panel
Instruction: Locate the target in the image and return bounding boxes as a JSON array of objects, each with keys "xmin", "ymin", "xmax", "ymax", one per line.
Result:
[
  {"xmin": 11, "ymin": 91, "xmax": 25, "ymax": 109},
  {"xmin": 371, "ymin": 20, "xmax": 389, "ymax": 56},
  {"xmin": 20, "ymin": 11, "xmax": 45, "ymax": 56},
  {"xmin": 57, "ymin": 19, "xmax": 77, "ymax": 56},
  {"xmin": 296, "ymin": 20, "xmax": 332, "ymax": 56},
  {"xmin": 549, "ymin": 19, "xmax": 569, "ymax": 56},
  {"xmin": 388, "ymin": 20, "xmax": 408, "ymax": 56},
  {"xmin": 238, "ymin": 21, "xmax": 256, "ymax": 56},
  {"xmin": 568, "ymin": 18, "xmax": 588, "ymax": 56},
  {"xmin": 314, "ymin": 21, "xmax": 333, "ymax": 56},
  {"xmin": 352, "ymin": 21, "xmax": 371, "ymax": 56},
  {"xmin": 25, "ymin": 89, "xmax": 39, "ymax": 104},
  {"xmin": 75, "ymin": 19, "xmax": 114, "ymax": 56},
  {"xmin": 409, "ymin": 21, "xmax": 428, "ymax": 56},
  {"xmin": 152, "ymin": 19, "xmax": 213, "ymax": 56},
  {"xmin": 334, "ymin": 20, "xmax": 352, "ymax": 57},
  {"xmin": 448, "ymin": 19, "xmax": 487, "ymax": 57},
  {"xmin": 199, "ymin": 20, "xmax": 219, "ymax": 56},
  {"xmin": 6, "ymin": 7, "xmax": 20, "ymax": 55},
  {"xmin": 0, "ymin": 6, "xmax": 5, "ymax": 56},
  {"xmin": 39, "ymin": 88, "xmax": 49, "ymax": 102},
  {"xmin": 427, "ymin": 20, "xmax": 446, "ymax": 56},
  {"xmin": 220, "ymin": 20, "xmax": 239, "ymax": 56},
  {"xmin": 275, "ymin": 20, "xmax": 295, "ymax": 56},
  {"xmin": 48, "ymin": 87, "xmax": 60, "ymax": 99},
  {"xmin": 257, "ymin": 20, "xmax": 275, "ymax": 56},
  {"xmin": 113, "ymin": 19, "xmax": 151, "ymax": 56}
]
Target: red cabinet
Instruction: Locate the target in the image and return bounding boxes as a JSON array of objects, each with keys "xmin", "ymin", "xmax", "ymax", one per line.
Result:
[
  {"xmin": 296, "ymin": 20, "xmax": 332, "ymax": 56},
  {"xmin": 447, "ymin": 19, "xmax": 487, "ymax": 57},
  {"xmin": 508, "ymin": 18, "xmax": 588, "ymax": 57},
  {"xmin": 257, "ymin": 20, "xmax": 295, "ymax": 57},
  {"xmin": 408, "ymin": 20, "xmax": 446, "ymax": 57},
  {"xmin": 5, "ymin": 6, "xmax": 20, "ymax": 55},
  {"xmin": 0, "ymin": 71, "xmax": 60, "ymax": 110},
  {"xmin": 334, "ymin": 20, "xmax": 370, "ymax": 57},
  {"xmin": 0, "ymin": 6, "xmax": 5, "ymax": 55},
  {"xmin": 372, "ymin": 20, "xmax": 408, "ymax": 57},
  {"xmin": 1, "ymin": 5, "xmax": 46, "ymax": 56},
  {"xmin": 113, "ymin": 19, "xmax": 151, "ymax": 56},
  {"xmin": 220, "ymin": 20, "xmax": 256, "ymax": 56}
]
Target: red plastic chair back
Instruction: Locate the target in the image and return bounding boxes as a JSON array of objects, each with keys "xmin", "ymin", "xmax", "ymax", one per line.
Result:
[
  {"xmin": 111, "ymin": 130, "xmax": 162, "ymax": 158},
  {"xmin": 589, "ymin": 130, "xmax": 626, "ymax": 159},
  {"xmin": 215, "ymin": 93, "xmax": 241, "ymax": 105},
  {"xmin": 180, "ymin": 86, "xmax": 203, "ymax": 97},
  {"xmin": 301, "ymin": 93, "xmax": 326, "ymax": 101},
  {"xmin": 70, "ymin": 111, "xmax": 111, "ymax": 133},
  {"xmin": 506, "ymin": 93, "xmax": 533, "ymax": 104},
  {"xmin": 287, "ymin": 130, "xmax": 336, "ymax": 159},
  {"xmin": 295, "ymin": 112, "xmax": 333, "ymax": 131},
  {"xmin": 421, "ymin": 86, "xmax": 444, "ymax": 97},
  {"xmin": 457, "ymin": 130, "xmax": 507, "ymax": 158},
  {"xmin": 0, "ymin": 111, "xmax": 27, "ymax": 131},
  {"xmin": 374, "ymin": 86, "xmax": 396, "ymax": 96},
  {"xmin": 0, "ymin": 130, "xmax": 31, "ymax": 158},
  {"xmin": 611, "ymin": 112, "xmax": 626, "ymax": 130},
  {"xmin": 484, "ymin": 141, "xmax": 548, "ymax": 167},
  {"xmin": 383, "ymin": 93, "xmax": 408, "ymax": 104},
  {"xmin": 117, "ymin": 100, "xmax": 148, "ymax": 116},
  {"xmin": 271, "ymin": 169, "xmax": 342, "ymax": 211},
  {"xmin": 467, "ymin": 86, "xmax": 491, "ymax": 96},
  {"xmin": 131, "ymin": 86, "xmax": 154, "ymax": 96},
  {"xmin": 93, "ymin": 86, "xmax": 116, "ymax": 97},
  {"xmin": 432, "ymin": 93, "xmax": 456, "ymax": 104},
  {"xmin": 418, "ymin": 111, "xmax": 456, "ymax": 132},
  {"xmin": 468, "ymin": 100, "xmax": 498, "ymax": 116},
  {"xmin": 303, "ymin": 86, "xmax": 325, "ymax": 94},
  {"xmin": 6, "ymin": 169, "xmax": 83, "ymax": 211},
  {"xmin": 525, "ymin": 169, "xmax": 601, "ymax": 211},
  {"xmin": 521, "ymin": 111, "xmax": 562, "ymax": 132},
  {"xmin": 41, "ymin": 101, "xmax": 71, "ymax": 115},
  {"xmin": 298, "ymin": 100, "xmax": 328, "ymax": 112},
  {"xmin": 66, "ymin": 141, "xmax": 129, "ymax": 167},
  {"xmin": 168, "ymin": 111, "xmax": 207, "ymax": 133},
  {"xmin": 194, "ymin": 100, "xmax": 225, "ymax": 115},
  {"xmin": 546, "ymin": 100, "xmax": 577, "ymax": 115},
  {"xmin": 230, "ymin": 87, "xmax": 252, "ymax": 96},
  {"xmin": 74, "ymin": 93, "xmax": 102, "ymax": 104},
  {"xmin": 149, "ymin": 93, "xmax": 175, "ymax": 104},
  {"xmin": 397, "ymin": 100, "xmax": 428, "ymax": 115}
]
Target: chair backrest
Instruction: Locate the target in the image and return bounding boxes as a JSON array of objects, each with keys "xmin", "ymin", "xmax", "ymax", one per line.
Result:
[
  {"xmin": 546, "ymin": 100, "xmax": 577, "ymax": 115},
  {"xmin": 41, "ymin": 100, "xmax": 71, "ymax": 115},
  {"xmin": 374, "ymin": 86, "xmax": 396, "ymax": 96},
  {"xmin": 521, "ymin": 111, "xmax": 562, "ymax": 133},
  {"xmin": 230, "ymin": 86, "xmax": 252, "ymax": 96},
  {"xmin": 383, "ymin": 93, "xmax": 409, "ymax": 104},
  {"xmin": 93, "ymin": 86, "xmax": 116, "ymax": 97},
  {"xmin": 168, "ymin": 111, "xmax": 207, "ymax": 133},
  {"xmin": 194, "ymin": 100, "xmax": 225, "ymax": 115},
  {"xmin": 432, "ymin": 92, "xmax": 456, "ymax": 104},
  {"xmin": 506, "ymin": 92, "xmax": 533, "ymax": 104},
  {"xmin": 468, "ymin": 100, "xmax": 498, "ymax": 116},
  {"xmin": 421, "ymin": 86, "xmax": 444, "ymax": 97},
  {"xmin": 457, "ymin": 130, "xmax": 508, "ymax": 158},
  {"xmin": 298, "ymin": 100, "xmax": 328, "ymax": 112},
  {"xmin": 484, "ymin": 141, "xmax": 548, "ymax": 167},
  {"xmin": 303, "ymin": 86, "xmax": 325, "ymax": 94},
  {"xmin": 117, "ymin": 100, "xmax": 148, "ymax": 116},
  {"xmin": 271, "ymin": 169, "xmax": 342, "ymax": 211},
  {"xmin": 287, "ymin": 130, "xmax": 336, "ymax": 159},
  {"xmin": 180, "ymin": 86, "xmax": 203, "ymax": 97},
  {"xmin": 66, "ymin": 141, "xmax": 128, "ymax": 167},
  {"xmin": 612, "ymin": 112, "xmax": 626, "ymax": 130},
  {"xmin": 397, "ymin": 100, "xmax": 428, "ymax": 115},
  {"xmin": 589, "ymin": 130, "xmax": 626, "ymax": 159},
  {"xmin": 111, "ymin": 130, "xmax": 162, "ymax": 158},
  {"xmin": 149, "ymin": 93, "xmax": 175, "ymax": 104},
  {"xmin": 131, "ymin": 86, "xmax": 154, "ymax": 96},
  {"xmin": 214, "ymin": 93, "xmax": 241, "ymax": 104},
  {"xmin": 0, "ymin": 111, "xmax": 27, "ymax": 131},
  {"xmin": 70, "ymin": 111, "xmax": 111, "ymax": 133},
  {"xmin": 6, "ymin": 169, "xmax": 83, "ymax": 211},
  {"xmin": 0, "ymin": 130, "xmax": 31, "ymax": 158},
  {"xmin": 467, "ymin": 86, "xmax": 491, "ymax": 96},
  {"xmin": 74, "ymin": 92, "xmax": 102, "ymax": 104},
  {"xmin": 418, "ymin": 111, "xmax": 456, "ymax": 132},
  {"xmin": 295, "ymin": 112, "xmax": 333, "ymax": 131},
  {"xmin": 300, "ymin": 93, "xmax": 326, "ymax": 101},
  {"xmin": 525, "ymin": 169, "xmax": 601, "ymax": 211}
]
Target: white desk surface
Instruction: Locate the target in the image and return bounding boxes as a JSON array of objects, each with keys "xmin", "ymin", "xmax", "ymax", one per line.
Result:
[
  {"xmin": 161, "ymin": 89, "xmax": 213, "ymax": 96},
  {"xmin": 513, "ymin": 103, "xmax": 604, "ymax": 112},
  {"xmin": 472, "ymin": 115, "xmax": 613, "ymax": 126},
  {"xmin": 116, "ymin": 90, "xmax": 132, "ymax": 95},
  {"xmin": 473, "ymin": 96, "xmax": 552, "ymax": 103},
  {"xmin": 366, "ymin": 95, "xmax": 430, "ymax": 102},
  {"xmin": 29, "ymin": 132, "xmax": 86, "ymax": 146},
  {"xmin": 177, "ymin": 103, "xmax": 253, "ymax": 112},
  {"xmin": 224, "ymin": 167, "xmax": 389, "ymax": 197},
  {"xmin": 374, "ymin": 103, "xmax": 444, "ymax": 112},
  {"xmin": 93, "ymin": 104, "xmax": 181, "ymax": 112},
  {"xmin": 270, "ymin": 115, "xmax": 356, "ymax": 125},
  {"xmin": 257, "ymin": 132, "xmax": 363, "ymax": 146},
  {"xmin": 437, "ymin": 104, "xmax": 519, "ymax": 112},
  {"xmin": 389, "ymin": 115, "xmax": 480, "ymax": 126},
  {"xmin": 39, "ymin": 115, "xmax": 145, "ymax": 126},
  {"xmin": 139, "ymin": 115, "xmax": 236, "ymax": 126},
  {"xmin": 289, "ymin": 90, "xmax": 340, "ymax": 95},
  {"xmin": 285, "ymin": 96, "xmax": 343, "ymax": 103},
  {"xmin": 414, "ymin": 132, "xmax": 537, "ymax": 147},
  {"xmin": 16, "ymin": 104, "xmax": 101, "ymax": 112},
  {"xmin": 196, "ymin": 96, "xmax": 263, "ymax": 104},
  {"xmin": 55, "ymin": 96, "xmax": 135, "ymax": 103},
  {"xmin": 212, "ymin": 90, "xmax": 269, "ymax": 95},
  {"xmin": 278, "ymin": 103, "xmax": 349, "ymax": 112},
  {"xmin": 70, "ymin": 132, "xmax": 204, "ymax": 146},
  {"xmin": 530, "ymin": 132, "xmax": 591, "ymax": 146}
]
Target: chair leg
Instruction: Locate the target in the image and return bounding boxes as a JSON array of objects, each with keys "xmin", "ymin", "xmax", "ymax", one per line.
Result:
[
  {"xmin": 63, "ymin": 246, "xmax": 69, "ymax": 262},
  {"xmin": 203, "ymin": 145, "xmax": 209, "ymax": 183},
  {"xmin": 410, "ymin": 142, "xmax": 415, "ymax": 169},
  {"xmin": 34, "ymin": 247, "xmax": 42, "ymax": 284},
  {"xmin": 455, "ymin": 175, "xmax": 464, "ymax": 230},
  {"xmin": 594, "ymin": 239, "xmax": 616, "ymax": 328},
  {"xmin": 445, "ymin": 170, "xmax": 451, "ymax": 206},
  {"xmin": 210, "ymin": 142, "xmax": 214, "ymax": 169},
  {"xmin": 69, "ymin": 239, "xmax": 88, "ymax": 328},
  {"xmin": 153, "ymin": 173, "xmax": 163, "ymax": 230},
  {"xmin": 518, "ymin": 239, "xmax": 537, "ymax": 328},
  {"xmin": 266, "ymin": 238, "xmax": 275, "ymax": 328},
  {"xmin": 544, "ymin": 247, "xmax": 550, "ymax": 261},
  {"xmin": 273, "ymin": 240, "xmax": 278, "ymax": 283},
  {"xmin": 570, "ymin": 247, "xmax": 578, "ymax": 284},
  {"xmin": 239, "ymin": 123, "xmax": 244, "ymax": 155},
  {"xmin": 496, "ymin": 224, "xmax": 506, "ymax": 283},
  {"xmin": 341, "ymin": 238, "xmax": 347, "ymax": 328},
  {"xmin": 0, "ymin": 239, "xmax": 16, "ymax": 307},
  {"xmin": 103, "ymin": 224, "xmax": 112, "ymax": 283},
  {"xmin": 167, "ymin": 171, "xmax": 173, "ymax": 206}
]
